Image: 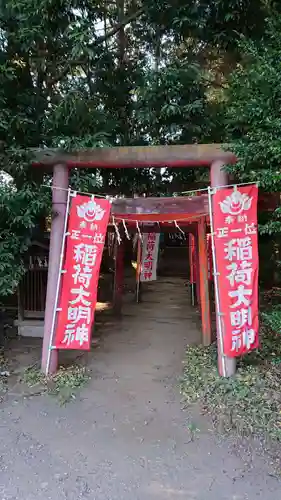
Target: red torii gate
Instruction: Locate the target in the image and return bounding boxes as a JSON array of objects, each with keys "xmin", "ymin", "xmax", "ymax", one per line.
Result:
[
  {"xmin": 110, "ymin": 195, "xmax": 211, "ymax": 332},
  {"xmin": 32, "ymin": 144, "xmax": 237, "ymax": 377}
]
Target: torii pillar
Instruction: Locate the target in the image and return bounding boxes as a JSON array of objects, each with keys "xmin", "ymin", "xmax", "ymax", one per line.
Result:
[
  {"xmin": 41, "ymin": 164, "xmax": 69, "ymax": 375},
  {"xmin": 210, "ymin": 161, "xmax": 236, "ymax": 377},
  {"xmin": 197, "ymin": 217, "xmax": 211, "ymax": 347}
]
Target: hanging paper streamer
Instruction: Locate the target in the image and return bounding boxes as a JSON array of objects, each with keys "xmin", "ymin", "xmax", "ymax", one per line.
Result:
[
  {"xmin": 136, "ymin": 221, "xmax": 143, "ymax": 243},
  {"xmin": 122, "ymin": 219, "xmax": 130, "ymax": 240},
  {"xmin": 174, "ymin": 220, "xmax": 185, "ymax": 235},
  {"xmin": 112, "ymin": 216, "xmax": 121, "ymax": 244}
]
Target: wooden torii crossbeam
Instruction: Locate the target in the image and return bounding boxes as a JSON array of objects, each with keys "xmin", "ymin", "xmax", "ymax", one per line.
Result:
[
  {"xmin": 32, "ymin": 144, "xmax": 237, "ymax": 378},
  {"xmin": 33, "ymin": 144, "xmax": 236, "ymax": 168}
]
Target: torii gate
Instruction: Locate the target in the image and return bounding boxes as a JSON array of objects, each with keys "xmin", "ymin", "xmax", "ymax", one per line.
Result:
[{"xmin": 32, "ymin": 144, "xmax": 237, "ymax": 377}]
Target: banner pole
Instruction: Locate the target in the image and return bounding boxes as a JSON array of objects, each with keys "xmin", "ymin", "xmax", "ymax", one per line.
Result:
[
  {"xmin": 189, "ymin": 234, "xmax": 195, "ymax": 306},
  {"xmin": 136, "ymin": 237, "xmax": 142, "ymax": 303},
  {"xmin": 45, "ymin": 188, "xmax": 72, "ymax": 376},
  {"xmin": 191, "ymin": 282, "xmax": 195, "ymax": 306},
  {"xmin": 207, "ymin": 187, "xmax": 227, "ymax": 378}
]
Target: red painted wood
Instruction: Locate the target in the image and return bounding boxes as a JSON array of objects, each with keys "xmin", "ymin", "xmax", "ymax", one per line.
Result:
[
  {"xmin": 210, "ymin": 161, "xmax": 236, "ymax": 377},
  {"xmin": 198, "ymin": 218, "xmax": 211, "ymax": 346},
  {"xmin": 41, "ymin": 164, "xmax": 69, "ymax": 375}
]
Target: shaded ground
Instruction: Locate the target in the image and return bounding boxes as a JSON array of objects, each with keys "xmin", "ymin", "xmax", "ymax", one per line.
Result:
[{"xmin": 0, "ymin": 277, "xmax": 280, "ymax": 499}]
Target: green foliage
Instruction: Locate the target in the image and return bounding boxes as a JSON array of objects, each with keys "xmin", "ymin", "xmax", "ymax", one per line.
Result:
[
  {"xmin": 23, "ymin": 364, "xmax": 90, "ymax": 405},
  {"xmin": 225, "ymin": 15, "xmax": 281, "ymax": 233},
  {"xmin": 49, "ymin": 365, "xmax": 90, "ymax": 405},
  {"xmin": 262, "ymin": 308, "xmax": 281, "ymax": 341},
  {"xmin": 0, "ymin": 176, "xmax": 50, "ymax": 295},
  {"xmin": 181, "ymin": 322, "xmax": 281, "ymax": 443},
  {"xmin": 0, "ymin": 0, "xmax": 277, "ymax": 294},
  {"xmin": 135, "ymin": 61, "xmax": 208, "ymax": 144}
]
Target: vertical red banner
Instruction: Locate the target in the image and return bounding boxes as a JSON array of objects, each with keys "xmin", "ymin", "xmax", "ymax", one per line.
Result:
[
  {"xmin": 54, "ymin": 195, "xmax": 111, "ymax": 350},
  {"xmin": 212, "ymin": 185, "xmax": 259, "ymax": 357},
  {"xmin": 140, "ymin": 233, "xmax": 160, "ymax": 282}
]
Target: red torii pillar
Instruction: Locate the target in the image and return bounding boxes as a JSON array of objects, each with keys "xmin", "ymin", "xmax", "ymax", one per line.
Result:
[
  {"xmin": 210, "ymin": 161, "xmax": 236, "ymax": 378},
  {"xmin": 197, "ymin": 217, "xmax": 211, "ymax": 347},
  {"xmin": 41, "ymin": 164, "xmax": 69, "ymax": 374}
]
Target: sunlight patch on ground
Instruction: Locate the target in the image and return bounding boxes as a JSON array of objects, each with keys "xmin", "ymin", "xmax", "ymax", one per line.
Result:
[
  {"xmin": 95, "ymin": 302, "xmax": 111, "ymax": 312},
  {"xmin": 147, "ymin": 482, "xmax": 190, "ymax": 497}
]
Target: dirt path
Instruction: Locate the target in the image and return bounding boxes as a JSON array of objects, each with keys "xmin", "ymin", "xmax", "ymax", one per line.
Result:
[{"xmin": 0, "ymin": 277, "xmax": 280, "ymax": 499}]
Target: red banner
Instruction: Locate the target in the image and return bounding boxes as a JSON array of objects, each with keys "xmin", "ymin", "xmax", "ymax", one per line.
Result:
[
  {"xmin": 54, "ymin": 195, "xmax": 110, "ymax": 350},
  {"xmin": 140, "ymin": 233, "xmax": 160, "ymax": 282},
  {"xmin": 212, "ymin": 185, "xmax": 259, "ymax": 357}
]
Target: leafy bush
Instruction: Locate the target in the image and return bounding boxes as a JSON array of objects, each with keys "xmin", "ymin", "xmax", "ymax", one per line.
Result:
[
  {"xmin": 262, "ymin": 308, "xmax": 281, "ymax": 337},
  {"xmin": 181, "ymin": 315, "xmax": 281, "ymax": 442}
]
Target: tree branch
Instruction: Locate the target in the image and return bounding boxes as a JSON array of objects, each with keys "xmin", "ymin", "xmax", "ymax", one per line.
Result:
[
  {"xmin": 47, "ymin": 7, "xmax": 145, "ymax": 87},
  {"xmin": 94, "ymin": 7, "xmax": 144, "ymax": 47}
]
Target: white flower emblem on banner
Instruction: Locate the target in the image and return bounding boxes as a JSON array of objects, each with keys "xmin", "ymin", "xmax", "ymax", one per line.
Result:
[
  {"xmin": 77, "ymin": 200, "xmax": 105, "ymax": 222},
  {"xmin": 219, "ymin": 189, "xmax": 253, "ymax": 215}
]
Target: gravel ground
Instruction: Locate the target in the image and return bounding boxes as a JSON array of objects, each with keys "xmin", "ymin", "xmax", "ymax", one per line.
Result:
[{"xmin": 0, "ymin": 278, "xmax": 280, "ymax": 499}]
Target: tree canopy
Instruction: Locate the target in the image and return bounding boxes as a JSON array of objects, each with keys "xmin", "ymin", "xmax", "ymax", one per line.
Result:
[
  {"xmin": 0, "ymin": 0, "xmax": 280, "ymax": 295},
  {"xmin": 225, "ymin": 15, "xmax": 281, "ymax": 234}
]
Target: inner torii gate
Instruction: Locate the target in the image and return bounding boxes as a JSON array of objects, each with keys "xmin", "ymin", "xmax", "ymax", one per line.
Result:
[
  {"xmin": 110, "ymin": 194, "xmax": 210, "ymax": 327},
  {"xmin": 32, "ymin": 144, "xmax": 237, "ymax": 377}
]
